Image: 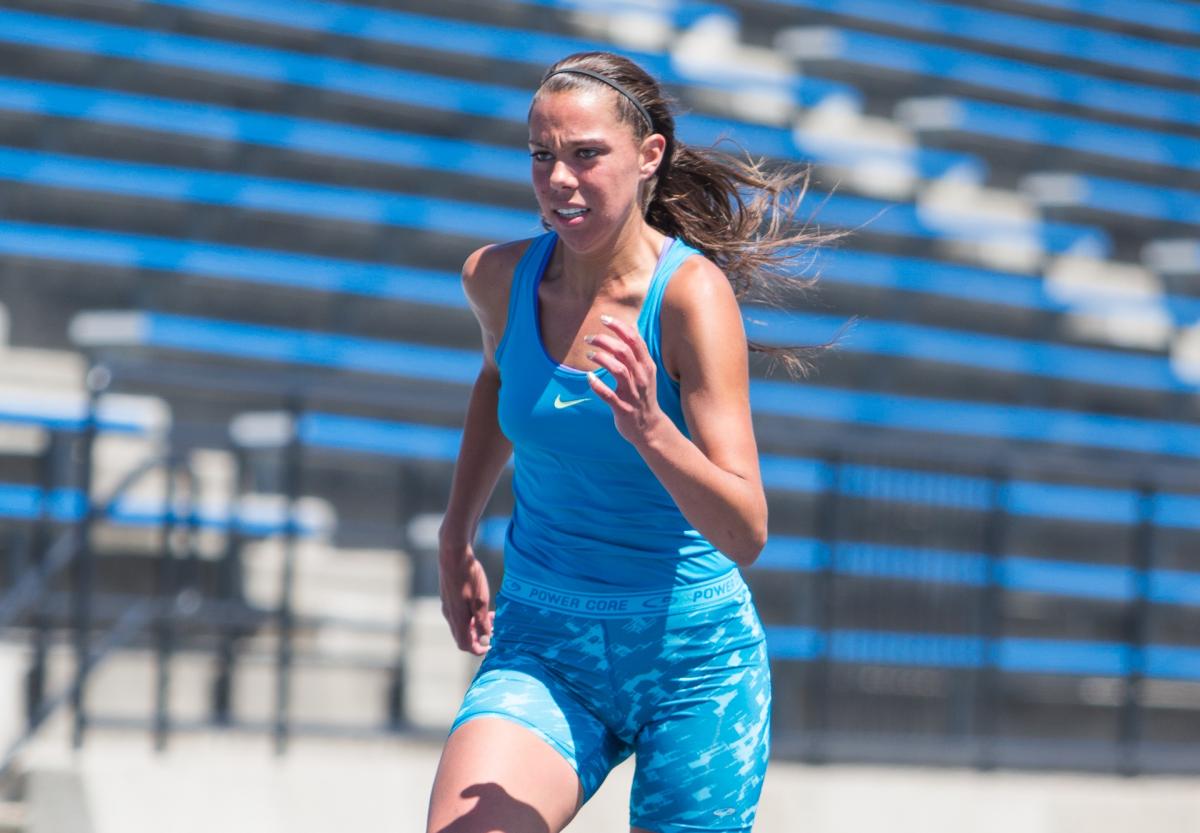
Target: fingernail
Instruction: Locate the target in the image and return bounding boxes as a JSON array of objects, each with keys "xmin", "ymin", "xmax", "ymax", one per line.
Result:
[
  {"xmin": 600, "ymin": 314, "xmax": 613, "ymax": 324},
  {"xmin": 586, "ymin": 350, "xmax": 595, "ymax": 360},
  {"xmin": 583, "ymin": 334, "xmax": 594, "ymax": 344},
  {"xmin": 586, "ymin": 370, "xmax": 597, "ymax": 381}
]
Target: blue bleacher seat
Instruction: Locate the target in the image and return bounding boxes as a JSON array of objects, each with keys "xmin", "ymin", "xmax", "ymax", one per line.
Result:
[
  {"xmin": 1022, "ymin": 172, "xmax": 1200, "ymax": 229},
  {"xmin": 1009, "ymin": 0, "xmax": 1200, "ymax": 40},
  {"xmin": 753, "ymin": 0, "xmax": 1200, "ymax": 82},
  {"xmin": 72, "ymin": 300, "xmax": 1200, "ymax": 405},
  {"xmin": 778, "ymin": 24, "xmax": 1200, "ymax": 128},
  {"xmin": 0, "ymin": 77, "xmax": 529, "ymax": 185},
  {"xmin": 298, "ymin": 412, "xmax": 466, "ymax": 462},
  {"xmin": 750, "ymin": 380, "xmax": 1200, "ymax": 458},
  {"xmin": 520, "ymin": 0, "xmax": 735, "ymax": 29},
  {"xmin": 0, "ymin": 396, "xmax": 154, "ymax": 435},
  {"xmin": 897, "ymin": 95, "xmax": 1200, "ymax": 176},
  {"xmin": 0, "ymin": 220, "xmax": 468, "ymax": 307},
  {"xmin": 816, "ymin": 248, "xmax": 1200, "ymax": 325},
  {"xmin": 0, "ymin": 481, "xmax": 321, "ymax": 535},
  {"xmin": 680, "ymin": 112, "xmax": 987, "ymax": 183},
  {"xmin": 271, "ymin": 411, "xmax": 1200, "ymax": 559},
  {"xmin": 69, "ymin": 311, "xmax": 483, "ymax": 383},
  {"xmin": 0, "ymin": 146, "xmax": 542, "ymax": 241},
  {"xmin": 720, "ymin": 532, "xmax": 1197, "ymax": 609},
  {"xmin": 748, "ymin": 308, "xmax": 1190, "ymax": 392},
  {"xmin": 765, "ymin": 626, "xmax": 1200, "ymax": 681},
  {"xmin": 13, "ymin": 218, "xmax": 1193, "ymax": 335},
  {"xmin": 145, "ymin": 0, "xmax": 860, "ymax": 112},
  {"xmin": 67, "ymin": 308, "xmax": 1200, "ymax": 451},
  {"xmin": 805, "ymin": 191, "xmax": 1108, "ymax": 256},
  {"xmin": 0, "ymin": 483, "xmax": 84, "ymax": 522},
  {"xmin": 0, "ymin": 8, "xmax": 534, "ymax": 121}
]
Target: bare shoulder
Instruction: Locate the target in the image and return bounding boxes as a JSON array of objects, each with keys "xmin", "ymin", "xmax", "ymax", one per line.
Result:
[
  {"xmin": 661, "ymin": 253, "xmax": 739, "ymax": 317},
  {"xmin": 461, "ymin": 237, "xmax": 538, "ymax": 334},
  {"xmin": 660, "ymin": 254, "xmax": 746, "ymax": 379}
]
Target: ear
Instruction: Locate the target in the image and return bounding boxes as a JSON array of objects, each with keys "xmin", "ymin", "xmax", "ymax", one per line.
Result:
[{"xmin": 638, "ymin": 133, "xmax": 667, "ymax": 181}]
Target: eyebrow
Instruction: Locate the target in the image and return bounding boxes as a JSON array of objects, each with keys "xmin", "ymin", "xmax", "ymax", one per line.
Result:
[{"xmin": 527, "ymin": 137, "xmax": 609, "ymax": 148}]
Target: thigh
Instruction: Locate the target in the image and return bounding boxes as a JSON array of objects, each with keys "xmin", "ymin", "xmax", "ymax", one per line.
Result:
[
  {"xmin": 427, "ymin": 720, "xmax": 585, "ymax": 833},
  {"xmin": 628, "ymin": 628, "xmax": 772, "ymax": 833},
  {"xmin": 429, "ymin": 598, "xmax": 633, "ymax": 832},
  {"xmin": 427, "ymin": 716, "xmax": 584, "ymax": 833}
]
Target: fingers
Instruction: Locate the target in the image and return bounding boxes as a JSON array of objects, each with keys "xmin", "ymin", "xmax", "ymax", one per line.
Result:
[
  {"xmin": 441, "ymin": 598, "xmax": 492, "ymax": 655},
  {"xmin": 586, "ymin": 369, "xmax": 622, "ymax": 409},
  {"xmin": 586, "ymin": 343, "xmax": 638, "ymax": 396},
  {"xmin": 584, "ymin": 320, "xmax": 653, "ymax": 394},
  {"xmin": 448, "ymin": 610, "xmax": 489, "ymax": 655},
  {"xmin": 599, "ymin": 314, "xmax": 651, "ymax": 365},
  {"xmin": 474, "ymin": 605, "xmax": 493, "ymax": 650}
]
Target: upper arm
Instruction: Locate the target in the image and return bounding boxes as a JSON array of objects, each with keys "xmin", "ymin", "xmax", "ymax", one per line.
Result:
[
  {"xmin": 660, "ymin": 257, "xmax": 763, "ymax": 487},
  {"xmin": 460, "ymin": 239, "xmax": 528, "ymax": 369}
]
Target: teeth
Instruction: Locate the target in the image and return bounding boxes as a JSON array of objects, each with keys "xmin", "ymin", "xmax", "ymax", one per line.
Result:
[{"xmin": 556, "ymin": 208, "xmax": 587, "ymax": 217}]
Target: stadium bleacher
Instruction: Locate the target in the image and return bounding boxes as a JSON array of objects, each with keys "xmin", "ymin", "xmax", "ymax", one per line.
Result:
[
  {"xmin": 994, "ymin": 0, "xmax": 1200, "ymax": 42},
  {"xmin": 0, "ymin": 0, "xmax": 1197, "ymax": 775},
  {"xmin": 1022, "ymin": 172, "xmax": 1200, "ymax": 230},
  {"xmin": 775, "ymin": 23, "xmax": 1200, "ymax": 130},
  {"xmin": 730, "ymin": 0, "xmax": 1200, "ymax": 83},
  {"xmin": 895, "ymin": 96, "xmax": 1200, "ymax": 185}
]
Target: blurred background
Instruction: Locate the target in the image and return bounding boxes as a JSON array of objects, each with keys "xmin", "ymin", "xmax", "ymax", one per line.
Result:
[{"xmin": 0, "ymin": 0, "xmax": 1197, "ymax": 831}]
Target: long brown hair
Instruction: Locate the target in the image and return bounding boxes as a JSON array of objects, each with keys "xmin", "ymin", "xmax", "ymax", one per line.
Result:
[{"xmin": 532, "ymin": 51, "xmax": 847, "ymax": 377}]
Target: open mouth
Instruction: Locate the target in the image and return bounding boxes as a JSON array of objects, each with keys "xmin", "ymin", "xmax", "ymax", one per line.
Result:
[{"xmin": 554, "ymin": 207, "xmax": 589, "ymax": 221}]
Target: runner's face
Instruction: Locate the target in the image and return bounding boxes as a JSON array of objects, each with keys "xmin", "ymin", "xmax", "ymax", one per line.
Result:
[{"xmin": 528, "ymin": 89, "xmax": 659, "ymax": 253}]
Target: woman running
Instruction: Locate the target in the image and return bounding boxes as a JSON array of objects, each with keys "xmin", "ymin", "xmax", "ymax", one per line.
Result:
[{"xmin": 426, "ymin": 51, "xmax": 821, "ymax": 833}]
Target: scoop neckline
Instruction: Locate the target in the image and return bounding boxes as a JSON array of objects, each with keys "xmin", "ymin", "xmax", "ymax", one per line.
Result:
[{"xmin": 531, "ymin": 234, "xmax": 675, "ymax": 378}]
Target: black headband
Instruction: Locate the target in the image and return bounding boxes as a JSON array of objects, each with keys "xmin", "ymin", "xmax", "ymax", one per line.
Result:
[{"xmin": 542, "ymin": 68, "xmax": 655, "ymax": 132}]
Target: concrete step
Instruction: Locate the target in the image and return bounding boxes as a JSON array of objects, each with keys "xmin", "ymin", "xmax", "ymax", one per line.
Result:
[{"xmin": 0, "ymin": 799, "xmax": 27, "ymax": 833}]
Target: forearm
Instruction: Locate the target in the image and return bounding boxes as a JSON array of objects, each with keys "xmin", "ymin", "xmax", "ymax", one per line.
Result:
[
  {"xmin": 439, "ymin": 366, "xmax": 512, "ymax": 557},
  {"xmin": 634, "ymin": 418, "xmax": 767, "ymax": 566}
]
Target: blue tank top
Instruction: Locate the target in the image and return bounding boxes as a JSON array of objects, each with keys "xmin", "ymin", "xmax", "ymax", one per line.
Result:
[{"xmin": 493, "ymin": 231, "xmax": 737, "ymax": 593}]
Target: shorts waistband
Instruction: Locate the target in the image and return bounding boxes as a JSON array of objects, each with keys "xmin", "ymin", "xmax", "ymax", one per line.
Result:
[{"xmin": 498, "ymin": 569, "xmax": 747, "ymax": 618}]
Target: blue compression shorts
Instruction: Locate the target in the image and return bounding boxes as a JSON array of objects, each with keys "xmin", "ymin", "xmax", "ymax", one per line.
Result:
[{"xmin": 448, "ymin": 569, "xmax": 772, "ymax": 833}]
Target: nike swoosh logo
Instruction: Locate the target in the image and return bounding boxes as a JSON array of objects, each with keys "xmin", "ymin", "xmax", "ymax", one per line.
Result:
[{"xmin": 553, "ymin": 394, "xmax": 590, "ymax": 409}]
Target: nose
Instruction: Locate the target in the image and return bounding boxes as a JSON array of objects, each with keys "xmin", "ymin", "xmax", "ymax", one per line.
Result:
[{"xmin": 549, "ymin": 159, "xmax": 577, "ymax": 191}]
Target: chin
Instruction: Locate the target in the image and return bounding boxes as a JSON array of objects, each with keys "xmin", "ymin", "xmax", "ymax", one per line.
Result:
[{"xmin": 551, "ymin": 220, "xmax": 610, "ymax": 253}]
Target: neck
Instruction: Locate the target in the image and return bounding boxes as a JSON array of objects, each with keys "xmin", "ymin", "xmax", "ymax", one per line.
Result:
[{"xmin": 554, "ymin": 216, "xmax": 668, "ymax": 297}]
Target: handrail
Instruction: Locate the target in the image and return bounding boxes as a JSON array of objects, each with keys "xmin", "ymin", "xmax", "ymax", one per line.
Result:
[
  {"xmin": 0, "ymin": 437, "xmax": 204, "ymax": 774},
  {"xmin": 0, "ymin": 598, "xmax": 155, "ymax": 778},
  {"xmin": 0, "ymin": 455, "xmax": 170, "ymax": 628}
]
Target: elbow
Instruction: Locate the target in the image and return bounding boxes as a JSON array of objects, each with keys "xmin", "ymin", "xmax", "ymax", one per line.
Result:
[{"xmin": 727, "ymin": 513, "xmax": 768, "ymax": 568}]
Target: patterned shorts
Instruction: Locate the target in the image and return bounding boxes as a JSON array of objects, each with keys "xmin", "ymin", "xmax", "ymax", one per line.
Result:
[{"xmin": 448, "ymin": 569, "xmax": 772, "ymax": 833}]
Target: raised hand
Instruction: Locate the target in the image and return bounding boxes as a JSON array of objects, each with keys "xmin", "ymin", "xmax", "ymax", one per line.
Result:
[{"xmin": 584, "ymin": 314, "xmax": 667, "ymax": 447}]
